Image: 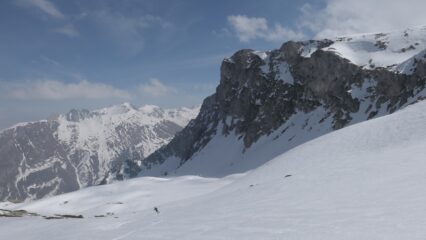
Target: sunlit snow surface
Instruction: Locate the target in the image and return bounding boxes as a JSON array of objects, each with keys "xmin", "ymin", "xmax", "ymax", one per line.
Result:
[
  {"xmin": 303, "ymin": 26, "xmax": 426, "ymax": 74},
  {"xmin": 1, "ymin": 100, "xmax": 426, "ymax": 239}
]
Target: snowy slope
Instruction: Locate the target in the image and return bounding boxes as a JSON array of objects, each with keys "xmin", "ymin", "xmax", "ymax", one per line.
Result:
[
  {"xmin": 1, "ymin": 99, "xmax": 426, "ymax": 239},
  {"xmin": 0, "ymin": 103, "xmax": 199, "ymax": 201},
  {"xmin": 302, "ymin": 26, "xmax": 426, "ymax": 73},
  {"xmin": 0, "ymin": 175, "xmax": 237, "ymax": 217},
  {"xmin": 147, "ymin": 107, "xmax": 336, "ymax": 177}
]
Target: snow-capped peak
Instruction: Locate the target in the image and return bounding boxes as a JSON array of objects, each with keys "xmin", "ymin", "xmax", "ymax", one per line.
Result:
[
  {"xmin": 56, "ymin": 103, "xmax": 199, "ymax": 160},
  {"xmin": 139, "ymin": 104, "xmax": 162, "ymax": 113},
  {"xmin": 0, "ymin": 102, "xmax": 200, "ymax": 201},
  {"xmin": 95, "ymin": 102, "xmax": 138, "ymax": 115},
  {"xmin": 301, "ymin": 26, "xmax": 426, "ymax": 74}
]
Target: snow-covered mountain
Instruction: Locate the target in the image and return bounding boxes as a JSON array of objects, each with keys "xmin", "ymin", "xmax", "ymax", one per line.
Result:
[
  {"xmin": 0, "ymin": 103, "xmax": 199, "ymax": 201},
  {"xmin": 2, "ymin": 96, "xmax": 426, "ymax": 240},
  {"xmin": 302, "ymin": 26, "xmax": 426, "ymax": 74},
  {"xmin": 138, "ymin": 26, "xmax": 426, "ymax": 177}
]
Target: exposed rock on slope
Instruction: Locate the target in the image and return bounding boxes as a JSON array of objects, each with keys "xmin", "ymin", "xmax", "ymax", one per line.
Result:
[
  {"xmin": 0, "ymin": 103, "xmax": 199, "ymax": 201},
  {"xmin": 140, "ymin": 27, "xmax": 426, "ymax": 176}
]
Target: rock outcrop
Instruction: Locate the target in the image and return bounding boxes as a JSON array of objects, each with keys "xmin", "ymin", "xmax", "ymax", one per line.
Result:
[{"xmin": 140, "ymin": 28, "xmax": 426, "ymax": 176}]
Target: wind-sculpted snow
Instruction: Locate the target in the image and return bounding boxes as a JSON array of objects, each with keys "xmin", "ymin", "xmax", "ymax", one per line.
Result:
[
  {"xmin": 0, "ymin": 103, "xmax": 199, "ymax": 201},
  {"xmin": 141, "ymin": 27, "xmax": 426, "ymax": 177},
  {"xmin": 1, "ymin": 99, "xmax": 426, "ymax": 240}
]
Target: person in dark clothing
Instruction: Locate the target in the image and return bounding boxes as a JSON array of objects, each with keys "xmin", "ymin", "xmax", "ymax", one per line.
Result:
[{"xmin": 154, "ymin": 207, "xmax": 160, "ymax": 214}]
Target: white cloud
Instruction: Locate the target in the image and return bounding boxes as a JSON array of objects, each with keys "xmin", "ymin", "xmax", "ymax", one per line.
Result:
[
  {"xmin": 227, "ymin": 1, "xmax": 426, "ymax": 43},
  {"xmin": 18, "ymin": 0, "xmax": 81, "ymax": 37},
  {"xmin": 22, "ymin": 0, "xmax": 64, "ymax": 19},
  {"xmin": 138, "ymin": 79, "xmax": 177, "ymax": 97},
  {"xmin": 227, "ymin": 15, "xmax": 305, "ymax": 42},
  {"xmin": 5, "ymin": 80, "xmax": 130, "ymax": 100},
  {"xmin": 54, "ymin": 24, "xmax": 79, "ymax": 38},
  {"xmin": 299, "ymin": 0, "xmax": 426, "ymax": 39}
]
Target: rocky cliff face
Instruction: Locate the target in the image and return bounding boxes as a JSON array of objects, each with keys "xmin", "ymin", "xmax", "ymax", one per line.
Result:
[
  {"xmin": 140, "ymin": 27, "xmax": 426, "ymax": 177},
  {"xmin": 0, "ymin": 103, "xmax": 199, "ymax": 201}
]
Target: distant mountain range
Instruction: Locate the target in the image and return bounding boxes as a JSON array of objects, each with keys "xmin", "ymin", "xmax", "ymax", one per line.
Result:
[{"xmin": 0, "ymin": 103, "xmax": 199, "ymax": 201}]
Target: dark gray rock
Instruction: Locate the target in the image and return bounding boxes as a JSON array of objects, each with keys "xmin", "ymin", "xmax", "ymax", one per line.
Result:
[{"xmin": 141, "ymin": 40, "xmax": 426, "ymax": 175}]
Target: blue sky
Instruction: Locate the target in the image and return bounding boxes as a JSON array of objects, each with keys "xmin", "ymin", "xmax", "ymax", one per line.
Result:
[{"xmin": 1, "ymin": 0, "xmax": 425, "ymax": 129}]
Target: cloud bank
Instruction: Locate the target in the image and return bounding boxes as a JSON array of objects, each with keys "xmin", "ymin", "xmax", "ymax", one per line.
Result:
[
  {"xmin": 300, "ymin": 0, "xmax": 426, "ymax": 39},
  {"xmin": 228, "ymin": 0, "xmax": 426, "ymax": 42}
]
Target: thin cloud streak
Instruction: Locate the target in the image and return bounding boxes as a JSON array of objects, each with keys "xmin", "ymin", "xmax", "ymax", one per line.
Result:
[
  {"xmin": 54, "ymin": 24, "xmax": 79, "ymax": 38},
  {"xmin": 22, "ymin": 0, "xmax": 65, "ymax": 19}
]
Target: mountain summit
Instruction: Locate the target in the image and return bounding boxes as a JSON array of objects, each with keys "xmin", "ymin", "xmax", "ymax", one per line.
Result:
[
  {"xmin": 138, "ymin": 26, "xmax": 426, "ymax": 177},
  {"xmin": 0, "ymin": 104, "xmax": 199, "ymax": 201}
]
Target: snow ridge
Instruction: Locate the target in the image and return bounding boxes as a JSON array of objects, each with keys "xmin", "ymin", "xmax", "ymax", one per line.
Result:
[{"xmin": 302, "ymin": 26, "xmax": 426, "ymax": 73}]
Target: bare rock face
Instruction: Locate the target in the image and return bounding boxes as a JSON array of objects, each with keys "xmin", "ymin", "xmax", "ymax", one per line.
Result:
[
  {"xmin": 141, "ymin": 34, "xmax": 426, "ymax": 176},
  {"xmin": 0, "ymin": 104, "xmax": 199, "ymax": 201}
]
